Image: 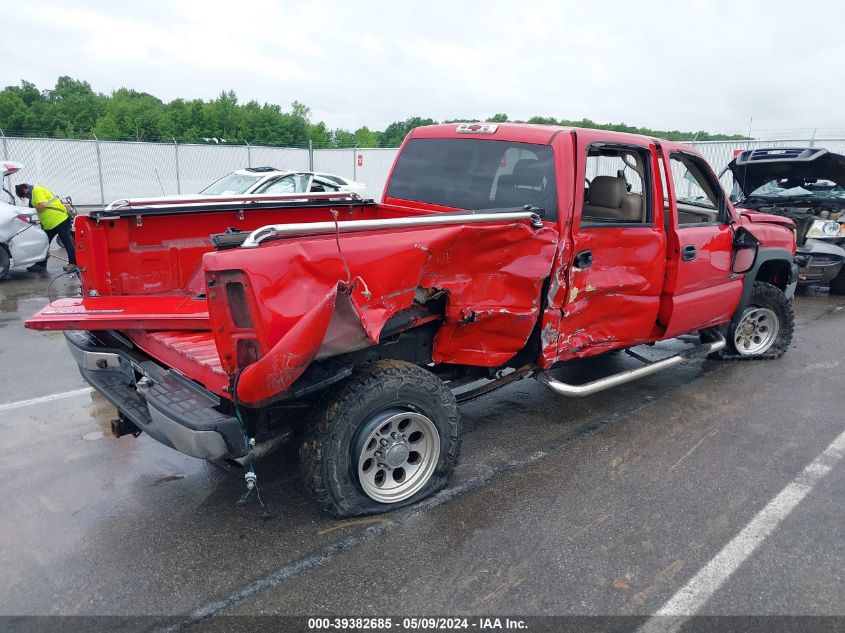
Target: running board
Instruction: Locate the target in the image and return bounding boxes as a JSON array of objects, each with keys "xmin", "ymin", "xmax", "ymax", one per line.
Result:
[{"xmin": 536, "ymin": 332, "xmax": 726, "ymax": 397}]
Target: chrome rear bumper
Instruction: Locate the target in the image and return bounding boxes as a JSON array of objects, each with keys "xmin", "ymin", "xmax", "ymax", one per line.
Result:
[{"xmin": 65, "ymin": 330, "xmax": 245, "ymax": 460}]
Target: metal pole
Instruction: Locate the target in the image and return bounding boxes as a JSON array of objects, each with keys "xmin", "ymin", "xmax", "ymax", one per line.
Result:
[
  {"xmin": 747, "ymin": 116, "xmax": 753, "ymax": 150},
  {"xmin": 809, "ymin": 128, "xmax": 817, "ymax": 148},
  {"xmin": 308, "ymin": 139, "xmax": 313, "ymax": 171},
  {"xmin": 0, "ymin": 128, "xmax": 7, "ymax": 161},
  {"xmin": 353, "ymin": 144, "xmax": 358, "ymax": 180},
  {"xmin": 173, "ymin": 137, "xmax": 181, "ymax": 193},
  {"xmin": 94, "ymin": 134, "xmax": 105, "ymax": 206},
  {"xmin": 245, "ymin": 140, "xmax": 251, "ymax": 167}
]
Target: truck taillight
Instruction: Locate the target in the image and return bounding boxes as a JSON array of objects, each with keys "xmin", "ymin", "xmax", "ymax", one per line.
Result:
[
  {"xmin": 206, "ymin": 272, "xmax": 264, "ymax": 374},
  {"xmin": 225, "ymin": 280, "xmax": 261, "ymax": 369}
]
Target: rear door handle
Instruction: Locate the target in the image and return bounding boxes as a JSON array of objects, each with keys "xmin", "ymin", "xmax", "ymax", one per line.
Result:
[
  {"xmin": 573, "ymin": 250, "xmax": 593, "ymax": 268},
  {"xmin": 682, "ymin": 245, "xmax": 697, "ymax": 261}
]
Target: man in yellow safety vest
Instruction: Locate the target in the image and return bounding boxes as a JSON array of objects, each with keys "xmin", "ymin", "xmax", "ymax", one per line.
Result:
[{"xmin": 15, "ymin": 183, "xmax": 78, "ymax": 272}]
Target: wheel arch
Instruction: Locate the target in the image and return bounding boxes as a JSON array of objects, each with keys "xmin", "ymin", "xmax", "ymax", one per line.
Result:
[{"xmin": 733, "ymin": 248, "xmax": 796, "ymax": 321}]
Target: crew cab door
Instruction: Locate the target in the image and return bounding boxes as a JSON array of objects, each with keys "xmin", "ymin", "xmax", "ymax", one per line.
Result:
[
  {"xmin": 555, "ymin": 132, "xmax": 667, "ymax": 360},
  {"xmin": 657, "ymin": 144, "xmax": 744, "ymax": 337}
]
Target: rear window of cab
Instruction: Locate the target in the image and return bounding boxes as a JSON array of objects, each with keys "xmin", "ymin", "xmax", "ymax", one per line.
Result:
[{"xmin": 387, "ymin": 138, "xmax": 558, "ymax": 219}]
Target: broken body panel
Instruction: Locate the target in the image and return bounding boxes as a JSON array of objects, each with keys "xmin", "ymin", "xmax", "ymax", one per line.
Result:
[{"xmin": 26, "ymin": 124, "xmax": 796, "ymax": 444}]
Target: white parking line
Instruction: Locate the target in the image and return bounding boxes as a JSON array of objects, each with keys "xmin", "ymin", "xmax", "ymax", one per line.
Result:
[
  {"xmin": 0, "ymin": 387, "xmax": 94, "ymax": 413},
  {"xmin": 638, "ymin": 427, "xmax": 845, "ymax": 633}
]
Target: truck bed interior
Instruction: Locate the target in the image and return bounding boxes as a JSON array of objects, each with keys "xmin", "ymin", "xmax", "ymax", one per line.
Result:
[{"xmin": 77, "ymin": 198, "xmax": 424, "ymax": 298}]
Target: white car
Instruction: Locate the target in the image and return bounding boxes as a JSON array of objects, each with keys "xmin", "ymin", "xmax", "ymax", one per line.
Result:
[
  {"xmin": 0, "ymin": 162, "xmax": 49, "ymax": 279},
  {"xmin": 199, "ymin": 167, "xmax": 367, "ymax": 197},
  {"xmin": 108, "ymin": 168, "xmax": 368, "ymax": 210}
]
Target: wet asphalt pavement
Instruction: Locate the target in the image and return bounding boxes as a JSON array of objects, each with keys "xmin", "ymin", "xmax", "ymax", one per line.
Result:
[{"xmin": 1, "ymin": 258, "xmax": 844, "ymax": 630}]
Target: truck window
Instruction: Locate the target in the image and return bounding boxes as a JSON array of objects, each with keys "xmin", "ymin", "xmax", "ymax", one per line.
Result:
[
  {"xmin": 668, "ymin": 153, "xmax": 725, "ymax": 225},
  {"xmin": 386, "ymin": 138, "xmax": 558, "ymax": 220},
  {"xmin": 581, "ymin": 146, "xmax": 651, "ymax": 225}
]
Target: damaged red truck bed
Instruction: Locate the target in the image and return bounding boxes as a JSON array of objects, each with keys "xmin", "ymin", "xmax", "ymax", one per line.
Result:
[{"xmin": 27, "ymin": 123, "xmax": 799, "ymax": 517}]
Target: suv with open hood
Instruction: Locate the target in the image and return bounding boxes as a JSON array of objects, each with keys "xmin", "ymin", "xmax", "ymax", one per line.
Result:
[{"xmin": 722, "ymin": 147, "xmax": 845, "ymax": 293}]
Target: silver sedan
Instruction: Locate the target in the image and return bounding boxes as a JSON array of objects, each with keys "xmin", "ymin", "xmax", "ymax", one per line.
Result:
[{"xmin": 0, "ymin": 162, "xmax": 49, "ymax": 279}]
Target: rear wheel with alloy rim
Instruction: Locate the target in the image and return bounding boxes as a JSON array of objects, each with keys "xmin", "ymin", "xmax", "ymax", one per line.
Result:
[
  {"xmin": 356, "ymin": 410, "xmax": 441, "ymax": 504},
  {"xmin": 300, "ymin": 360, "xmax": 460, "ymax": 517}
]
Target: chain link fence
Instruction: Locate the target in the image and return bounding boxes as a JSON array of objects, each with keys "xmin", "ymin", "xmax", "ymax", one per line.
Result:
[{"xmin": 3, "ymin": 132, "xmax": 844, "ymax": 209}]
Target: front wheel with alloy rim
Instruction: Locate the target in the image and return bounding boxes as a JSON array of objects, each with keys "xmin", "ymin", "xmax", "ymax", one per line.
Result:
[
  {"xmin": 718, "ymin": 281, "xmax": 794, "ymax": 359},
  {"xmin": 300, "ymin": 360, "xmax": 461, "ymax": 517}
]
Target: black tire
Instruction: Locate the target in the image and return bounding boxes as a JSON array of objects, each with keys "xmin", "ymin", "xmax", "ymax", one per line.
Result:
[
  {"xmin": 715, "ymin": 281, "xmax": 794, "ymax": 360},
  {"xmin": 300, "ymin": 360, "xmax": 461, "ymax": 517},
  {"xmin": 829, "ymin": 268, "xmax": 845, "ymax": 295},
  {"xmin": 0, "ymin": 245, "xmax": 10, "ymax": 280}
]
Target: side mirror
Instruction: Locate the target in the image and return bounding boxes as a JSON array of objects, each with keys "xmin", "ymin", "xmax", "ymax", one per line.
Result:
[{"xmin": 732, "ymin": 227, "xmax": 760, "ymax": 274}]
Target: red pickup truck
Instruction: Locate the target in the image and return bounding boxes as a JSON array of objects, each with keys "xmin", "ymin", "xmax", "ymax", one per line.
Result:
[{"xmin": 27, "ymin": 123, "xmax": 798, "ymax": 517}]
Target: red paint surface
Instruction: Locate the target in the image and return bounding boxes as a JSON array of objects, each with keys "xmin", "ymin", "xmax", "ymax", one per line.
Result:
[
  {"xmin": 25, "ymin": 124, "xmax": 797, "ymax": 406},
  {"xmin": 656, "ymin": 142, "xmax": 744, "ymax": 337},
  {"xmin": 199, "ymin": 220, "xmax": 559, "ymax": 404},
  {"xmin": 551, "ymin": 131, "xmax": 668, "ymax": 361},
  {"xmin": 128, "ymin": 330, "xmax": 229, "ymax": 397},
  {"xmin": 737, "ymin": 211, "xmax": 797, "ymax": 250},
  {"xmin": 26, "ymin": 295, "xmax": 209, "ymax": 331},
  {"xmin": 68, "ymin": 204, "xmax": 391, "ymax": 299}
]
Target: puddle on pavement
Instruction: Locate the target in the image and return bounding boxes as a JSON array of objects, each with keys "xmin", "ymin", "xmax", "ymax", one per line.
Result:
[
  {"xmin": 89, "ymin": 392, "xmax": 119, "ymax": 438},
  {"xmin": 0, "ymin": 262, "xmax": 81, "ymax": 318}
]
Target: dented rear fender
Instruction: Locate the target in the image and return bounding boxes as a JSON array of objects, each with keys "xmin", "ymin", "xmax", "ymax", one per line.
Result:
[{"xmin": 201, "ymin": 221, "xmax": 559, "ymax": 405}]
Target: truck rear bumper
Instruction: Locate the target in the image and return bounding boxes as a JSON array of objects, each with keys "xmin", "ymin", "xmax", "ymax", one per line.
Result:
[{"xmin": 65, "ymin": 330, "xmax": 245, "ymax": 460}]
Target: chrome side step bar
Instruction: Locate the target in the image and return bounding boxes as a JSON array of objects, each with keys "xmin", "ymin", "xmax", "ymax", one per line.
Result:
[{"xmin": 536, "ymin": 332, "xmax": 726, "ymax": 397}]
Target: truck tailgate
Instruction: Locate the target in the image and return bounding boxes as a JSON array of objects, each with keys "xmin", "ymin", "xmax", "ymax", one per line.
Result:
[{"xmin": 25, "ymin": 295, "xmax": 209, "ymax": 331}]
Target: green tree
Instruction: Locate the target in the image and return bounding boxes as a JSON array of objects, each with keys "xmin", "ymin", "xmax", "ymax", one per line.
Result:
[
  {"xmin": 0, "ymin": 80, "xmax": 48, "ymax": 135},
  {"xmin": 93, "ymin": 88, "xmax": 164, "ymax": 140},
  {"xmin": 526, "ymin": 116, "xmax": 559, "ymax": 125},
  {"xmin": 331, "ymin": 128, "xmax": 356, "ymax": 148},
  {"xmin": 47, "ymin": 76, "xmax": 105, "ymax": 137},
  {"xmin": 353, "ymin": 126, "xmax": 379, "ymax": 148},
  {"xmin": 0, "ymin": 77, "xmax": 749, "ymax": 145},
  {"xmin": 207, "ymin": 90, "xmax": 240, "ymax": 140},
  {"xmin": 379, "ymin": 116, "xmax": 437, "ymax": 147}
]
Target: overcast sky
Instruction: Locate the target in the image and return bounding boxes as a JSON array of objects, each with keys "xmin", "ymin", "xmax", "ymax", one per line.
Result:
[{"xmin": 4, "ymin": 0, "xmax": 844, "ymax": 134}]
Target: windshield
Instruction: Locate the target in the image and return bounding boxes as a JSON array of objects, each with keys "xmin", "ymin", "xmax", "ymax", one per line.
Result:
[
  {"xmin": 747, "ymin": 178, "xmax": 845, "ymax": 200},
  {"xmin": 386, "ymin": 138, "xmax": 558, "ymax": 218},
  {"xmin": 199, "ymin": 173, "xmax": 263, "ymax": 195}
]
